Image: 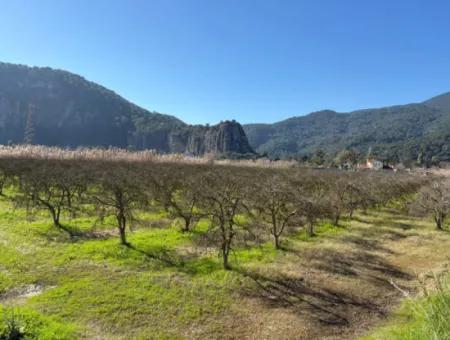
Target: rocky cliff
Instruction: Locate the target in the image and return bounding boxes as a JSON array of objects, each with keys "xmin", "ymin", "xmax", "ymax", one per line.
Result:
[{"xmin": 0, "ymin": 62, "xmax": 254, "ymax": 156}]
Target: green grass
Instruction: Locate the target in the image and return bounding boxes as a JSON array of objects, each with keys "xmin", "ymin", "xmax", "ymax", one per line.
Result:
[
  {"xmin": 1, "ymin": 194, "xmax": 448, "ymax": 339},
  {"xmin": 363, "ymin": 275, "xmax": 450, "ymax": 340},
  {"xmin": 290, "ymin": 220, "xmax": 349, "ymax": 242},
  {"xmin": 0, "ymin": 197, "xmax": 278, "ymax": 338},
  {"xmin": 0, "ymin": 305, "xmax": 78, "ymax": 340}
]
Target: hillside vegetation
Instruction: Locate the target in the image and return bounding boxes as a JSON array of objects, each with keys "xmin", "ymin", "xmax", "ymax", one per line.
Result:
[
  {"xmin": 2, "ymin": 62, "xmax": 450, "ymax": 162},
  {"xmin": 0, "ymin": 62, "xmax": 254, "ymax": 156},
  {"xmin": 244, "ymin": 95, "xmax": 450, "ymax": 162}
]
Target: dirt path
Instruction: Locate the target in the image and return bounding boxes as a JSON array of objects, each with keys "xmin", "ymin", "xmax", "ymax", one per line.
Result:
[{"xmin": 224, "ymin": 208, "xmax": 450, "ymax": 339}]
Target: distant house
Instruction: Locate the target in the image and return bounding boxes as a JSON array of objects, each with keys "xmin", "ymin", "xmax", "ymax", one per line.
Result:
[
  {"xmin": 358, "ymin": 156, "xmax": 384, "ymax": 171},
  {"xmin": 367, "ymin": 157, "xmax": 384, "ymax": 170}
]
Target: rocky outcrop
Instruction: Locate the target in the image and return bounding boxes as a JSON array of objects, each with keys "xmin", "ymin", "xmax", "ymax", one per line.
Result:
[
  {"xmin": 0, "ymin": 62, "xmax": 254, "ymax": 156},
  {"xmin": 185, "ymin": 121, "xmax": 254, "ymax": 155}
]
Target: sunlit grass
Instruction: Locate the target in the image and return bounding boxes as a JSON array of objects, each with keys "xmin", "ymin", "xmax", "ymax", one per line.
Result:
[
  {"xmin": 0, "ymin": 305, "xmax": 78, "ymax": 339},
  {"xmin": 363, "ymin": 275, "xmax": 450, "ymax": 340},
  {"xmin": 1, "ymin": 193, "xmax": 448, "ymax": 338}
]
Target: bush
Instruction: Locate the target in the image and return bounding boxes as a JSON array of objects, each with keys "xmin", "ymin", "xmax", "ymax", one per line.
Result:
[{"xmin": 0, "ymin": 306, "xmax": 77, "ymax": 340}]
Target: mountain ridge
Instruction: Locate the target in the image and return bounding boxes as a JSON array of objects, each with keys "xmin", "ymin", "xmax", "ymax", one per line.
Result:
[
  {"xmin": 243, "ymin": 97, "xmax": 450, "ymax": 162},
  {"xmin": 1, "ymin": 61, "xmax": 449, "ymax": 162},
  {"xmin": 0, "ymin": 62, "xmax": 254, "ymax": 156}
]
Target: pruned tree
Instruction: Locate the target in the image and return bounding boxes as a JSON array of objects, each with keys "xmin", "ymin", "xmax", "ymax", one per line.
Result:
[
  {"xmin": 249, "ymin": 169, "xmax": 298, "ymax": 249},
  {"xmin": 414, "ymin": 179, "xmax": 450, "ymax": 230},
  {"xmin": 14, "ymin": 160, "xmax": 86, "ymax": 234},
  {"xmin": 198, "ymin": 167, "xmax": 249, "ymax": 270},
  {"xmin": 89, "ymin": 162, "xmax": 145, "ymax": 245},
  {"xmin": 293, "ymin": 173, "xmax": 332, "ymax": 236},
  {"xmin": 150, "ymin": 164, "xmax": 205, "ymax": 233},
  {"xmin": 0, "ymin": 160, "xmax": 14, "ymax": 196},
  {"xmin": 328, "ymin": 174, "xmax": 363, "ymax": 225}
]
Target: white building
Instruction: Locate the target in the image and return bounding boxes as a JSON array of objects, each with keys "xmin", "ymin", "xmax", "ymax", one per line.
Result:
[{"xmin": 366, "ymin": 157, "xmax": 383, "ymax": 170}]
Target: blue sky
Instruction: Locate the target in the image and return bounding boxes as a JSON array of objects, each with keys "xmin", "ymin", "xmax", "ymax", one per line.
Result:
[{"xmin": 1, "ymin": 0, "xmax": 450, "ymax": 124}]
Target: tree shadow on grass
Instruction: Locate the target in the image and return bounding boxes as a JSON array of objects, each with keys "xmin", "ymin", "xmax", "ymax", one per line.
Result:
[
  {"xmin": 124, "ymin": 242, "xmax": 223, "ymax": 276},
  {"xmin": 349, "ymin": 215, "xmax": 422, "ymax": 244},
  {"xmin": 37, "ymin": 224, "xmax": 118, "ymax": 244},
  {"xmin": 284, "ymin": 245, "xmax": 412, "ymax": 286},
  {"xmin": 125, "ymin": 243, "xmax": 185, "ymax": 268},
  {"xmin": 352, "ymin": 214, "xmax": 417, "ymax": 232},
  {"xmin": 340, "ymin": 235, "xmax": 397, "ymax": 254},
  {"xmin": 237, "ymin": 268, "xmax": 385, "ymax": 327},
  {"xmin": 234, "ymin": 240, "xmax": 413, "ymax": 331}
]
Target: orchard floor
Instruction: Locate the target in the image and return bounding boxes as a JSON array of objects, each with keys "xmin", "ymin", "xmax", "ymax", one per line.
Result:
[{"xmin": 0, "ymin": 198, "xmax": 449, "ymax": 339}]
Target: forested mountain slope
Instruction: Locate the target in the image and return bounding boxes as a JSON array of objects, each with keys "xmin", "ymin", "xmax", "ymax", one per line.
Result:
[
  {"xmin": 0, "ymin": 62, "xmax": 254, "ymax": 156},
  {"xmin": 244, "ymin": 95, "xmax": 450, "ymax": 162},
  {"xmin": 2, "ymin": 61, "xmax": 449, "ymax": 162}
]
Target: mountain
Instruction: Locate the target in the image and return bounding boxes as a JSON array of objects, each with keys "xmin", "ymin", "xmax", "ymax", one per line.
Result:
[
  {"xmin": 244, "ymin": 96, "xmax": 450, "ymax": 163},
  {"xmin": 0, "ymin": 62, "xmax": 254, "ymax": 156},
  {"xmin": 423, "ymin": 91, "xmax": 450, "ymax": 111},
  {"xmin": 2, "ymin": 61, "xmax": 449, "ymax": 163}
]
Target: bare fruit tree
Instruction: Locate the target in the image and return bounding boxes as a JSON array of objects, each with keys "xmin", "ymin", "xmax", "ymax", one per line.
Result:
[
  {"xmin": 249, "ymin": 169, "xmax": 298, "ymax": 249},
  {"xmin": 89, "ymin": 162, "xmax": 145, "ymax": 245},
  {"xmin": 14, "ymin": 160, "xmax": 86, "ymax": 234},
  {"xmin": 198, "ymin": 167, "xmax": 249, "ymax": 270},
  {"xmin": 415, "ymin": 179, "xmax": 450, "ymax": 230},
  {"xmin": 151, "ymin": 164, "xmax": 205, "ymax": 233}
]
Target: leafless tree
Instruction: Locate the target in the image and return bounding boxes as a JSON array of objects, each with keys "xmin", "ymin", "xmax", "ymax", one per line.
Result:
[
  {"xmin": 198, "ymin": 167, "xmax": 250, "ymax": 270},
  {"xmin": 14, "ymin": 160, "xmax": 86, "ymax": 234},
  {"xmin": 249, "ymin": 169, "xmax": 298, "ymax": 249},
  {"xmin": 415, "ymin": 179, "xmax": 450, "ymax": 230},
  {"xmin": 292, "ymin": 172, "xmax": 332, "ymax": 236},
  {"xmin": 89, "ymin": 162, "xmax": 145, "ymax": 245},
  {"xmin": 328, "ymin": 174, "xmax": 364, "ymax": 225},
  {"xmin": 150, "ymin": 164, "xmax": 205, "ymax": 232}
]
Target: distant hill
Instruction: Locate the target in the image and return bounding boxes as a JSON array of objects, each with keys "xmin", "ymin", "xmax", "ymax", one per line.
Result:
[
  {"xmin": 2, "ymin": 61, "xmax": 449, "ymax": 163},
  {"xmin": 0, "ymin": 62, "xmax": 254, "ymax": 156},
  {"xmin": 244, "ymin": 96, "xmax": 450, "ymax": 163}
]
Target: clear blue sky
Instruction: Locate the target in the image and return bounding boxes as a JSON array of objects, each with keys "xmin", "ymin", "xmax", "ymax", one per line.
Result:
[{"xmin": 1, "ymin": 0, "xmax": 450, "ymax": 124}]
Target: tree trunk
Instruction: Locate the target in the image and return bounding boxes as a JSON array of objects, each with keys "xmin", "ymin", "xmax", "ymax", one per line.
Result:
[
  {"xmin": 119, "ymin": 226, "xmax": 127, "ymax": 245},
  {"xmin": 349, "ymin": 209, "xmax": 354, "ymax": 219},
  {"xmin": 221, "ymin": 240, "xmax": 232, "ymax": 270},
  {"xmin": 274, "ymin": 234, "xmax": 281, "ymax": 249},
  {"xmin": 333, "ymin": 213, "xmax": 340, "ymax": 226},
  {"xmin": 181, "ymin": 216, "xmax": 191, "ymax": 233},
  {"xmin": 435, "ymin": 213, "xmax": 444, "ymax": 230},
  {"xmin": 49, "ymin": 206, "xmax": 61, "ymax": 229},
  {"xmin": 307, "ymin": 221, "xmax": 315, "ymax": 237},
  {"xmin": 117, "ymin": 211, "xmax": 128, "ymax": 245}
]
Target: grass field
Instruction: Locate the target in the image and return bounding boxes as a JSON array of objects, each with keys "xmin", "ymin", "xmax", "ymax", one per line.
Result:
[
  {"xmin": 0, "ymin": 197, "xmax": 449, "ymax": 339},
  {"xmin": 363, "ymin": 273, "xmax": 450, "ymax": 340}
]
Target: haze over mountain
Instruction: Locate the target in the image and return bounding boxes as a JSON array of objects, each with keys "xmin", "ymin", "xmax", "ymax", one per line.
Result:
[
  {"xmin": 1, "ymin": 61, "xmax": 449, "ymax": 162},
  {"xmin": 0, "ymin": 62, "xmax": 254, "ymax": 156}
]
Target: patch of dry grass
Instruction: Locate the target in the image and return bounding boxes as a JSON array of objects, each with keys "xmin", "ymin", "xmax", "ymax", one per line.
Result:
[{"xmin": 0, "ymin": 145, "xmax": 298, "ymax": 168}]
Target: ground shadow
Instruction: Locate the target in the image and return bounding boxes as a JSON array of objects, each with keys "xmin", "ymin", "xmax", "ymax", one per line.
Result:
[
  {"xmin": 237, "ymin": 268, "xmax": 385, "ymax": 327},
  {"xmin": 125, "ymin": 243, "xmax": 185, "ymax": 268}
]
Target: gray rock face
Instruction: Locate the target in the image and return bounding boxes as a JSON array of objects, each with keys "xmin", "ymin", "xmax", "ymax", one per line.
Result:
[
  {"xmin": 185, "ymin": 121, "xmax": 254, "ymax": 155},
  {"xmin": 0, "ymin": 62, "xmax": 254, "ymax": 156}
]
